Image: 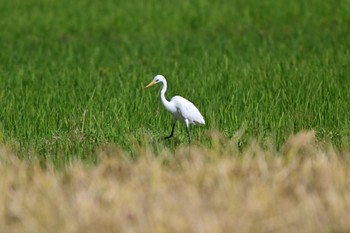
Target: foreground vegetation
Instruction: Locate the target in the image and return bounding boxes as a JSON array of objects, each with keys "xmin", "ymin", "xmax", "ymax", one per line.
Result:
[{"xmin": 0, "ymin": 131, "xmax": 349, "ymax": 233}]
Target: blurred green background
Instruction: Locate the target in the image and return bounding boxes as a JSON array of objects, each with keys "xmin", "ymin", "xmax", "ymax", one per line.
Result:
[{"xmin": 0, "ymin": 0, "xmax": 349, "ymax": 164}]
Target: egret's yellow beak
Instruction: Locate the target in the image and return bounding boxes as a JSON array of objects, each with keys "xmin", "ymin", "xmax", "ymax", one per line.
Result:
[{"xmin": 145, "ymin": 80, "xmax": 156, "ymax": 88}]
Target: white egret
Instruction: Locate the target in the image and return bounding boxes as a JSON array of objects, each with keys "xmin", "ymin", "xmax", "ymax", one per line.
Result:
[{"xmin": 145, "ymin": 75, "xmax": 205, "ymax": 144}]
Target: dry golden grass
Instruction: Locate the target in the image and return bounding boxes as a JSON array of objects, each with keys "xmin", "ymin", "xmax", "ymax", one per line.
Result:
[{"xmin": 0, "ymin": 131, "xmax": 350, "ymax": 233}]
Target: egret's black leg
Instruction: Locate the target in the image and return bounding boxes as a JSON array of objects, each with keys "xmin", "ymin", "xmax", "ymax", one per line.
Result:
[
  {"xmin": 185, "ymin": 124, "xmax": 191, "ymax": 144},
  {"xmin": 164, "ymin": 121, "xmax": 176, "ymax": 139}
]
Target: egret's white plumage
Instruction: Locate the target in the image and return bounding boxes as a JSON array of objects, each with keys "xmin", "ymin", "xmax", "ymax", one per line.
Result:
[{"xmin": 145, "ymin": 75, "xmax": 205, "ymax": 143}]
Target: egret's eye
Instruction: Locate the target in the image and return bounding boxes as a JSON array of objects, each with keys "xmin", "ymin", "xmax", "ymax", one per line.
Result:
[{"xmin": 155, "ymin": 79, "xmax": 159, "ymax": 82}]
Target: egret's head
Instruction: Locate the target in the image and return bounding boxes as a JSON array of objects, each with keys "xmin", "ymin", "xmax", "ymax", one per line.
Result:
[{"xmin": 145, "ymin": 75, "xmax": 165, "ymax": 88}]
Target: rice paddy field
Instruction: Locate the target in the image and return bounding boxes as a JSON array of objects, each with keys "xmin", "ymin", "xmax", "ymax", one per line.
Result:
[{"xmin": 1, "ymin": 0, "xmax": 350, "ymax": 232}]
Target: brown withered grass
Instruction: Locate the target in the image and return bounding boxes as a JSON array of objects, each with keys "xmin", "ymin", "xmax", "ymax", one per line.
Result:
[{"xmin": 0, "ymin": 131, "xmax": 350, "ymax": 233}]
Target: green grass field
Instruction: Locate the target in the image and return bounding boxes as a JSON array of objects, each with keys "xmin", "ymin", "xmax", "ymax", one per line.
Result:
[
  {"xmin": 0, "ymin": 0, "xmax": 350, "ymax": 164},
  {"xmin": 1, "ymin": 1, "xmax": 350, "ymax": 232}
]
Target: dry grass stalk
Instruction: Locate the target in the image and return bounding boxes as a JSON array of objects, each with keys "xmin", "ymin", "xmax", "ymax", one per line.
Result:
[{"xmin": 0, "ymin": 131, "xmax": 349, "ymax": 233}]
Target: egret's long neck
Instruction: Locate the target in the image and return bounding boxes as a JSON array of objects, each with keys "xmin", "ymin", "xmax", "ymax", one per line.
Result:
[{"xmin": 160, "ymin": 80, "xmax": 175, "ymax": 112}]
